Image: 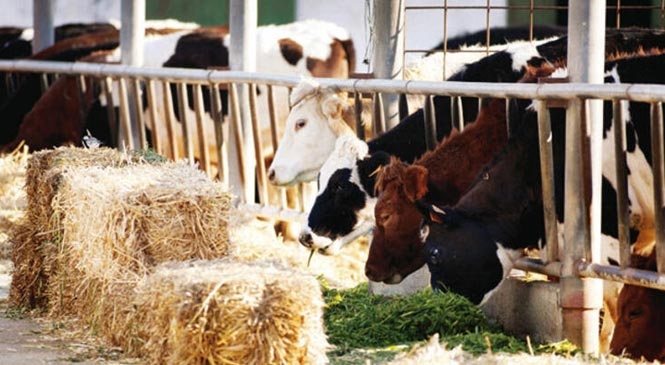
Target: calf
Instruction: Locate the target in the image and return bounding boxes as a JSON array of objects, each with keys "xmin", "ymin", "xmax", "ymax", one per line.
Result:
[{"xmin": 610, "ymin": 250, "xmax": 665, "ymax": 362}]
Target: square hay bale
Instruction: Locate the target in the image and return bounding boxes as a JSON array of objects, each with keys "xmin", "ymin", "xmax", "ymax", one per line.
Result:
[
  {"xmin": 45, "ymin": 162, "xmax": 231, "ymax": 322},
  {"xmin": 11, "ymin": 147, "xmax": 150, "ymax": 309},
  {"xmin": 0, "ymin": 145, "xmax": 28, "ymax": 259},
  {"xmin": 124, "ymin": 259, "xmax": 329, "ymax": 365}
]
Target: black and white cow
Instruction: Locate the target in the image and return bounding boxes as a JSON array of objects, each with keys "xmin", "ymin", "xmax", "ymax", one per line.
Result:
[
  {"xmin": 417, "ymin": 53, "xmax": 662, "ymax": 352},
  {"xmin": 297, "ymin": 27, "xmax": 665, "ymax": 256}
]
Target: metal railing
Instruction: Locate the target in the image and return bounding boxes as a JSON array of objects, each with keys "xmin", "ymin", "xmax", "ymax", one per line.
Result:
[{"xmin": 1, "ymin": 58, "xmax": 664, "ymax": 352}]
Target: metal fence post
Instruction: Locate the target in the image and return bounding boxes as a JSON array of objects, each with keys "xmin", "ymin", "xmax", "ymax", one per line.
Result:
[
  {"xmin": 32, "ymin": 0, "xmax": 55, "ymax": 54},
  {"xmin": 372, "ymin": 0, "xmax": 405, "ymax": 130},
  {"xmin": 561, "ymin": 0, "xmax": 606, "ymax": 354}
]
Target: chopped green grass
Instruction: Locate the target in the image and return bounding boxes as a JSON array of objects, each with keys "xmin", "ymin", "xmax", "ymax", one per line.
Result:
[{"xmin": 323, "ymin": 282, "xmax": 526, "ymax": 354}]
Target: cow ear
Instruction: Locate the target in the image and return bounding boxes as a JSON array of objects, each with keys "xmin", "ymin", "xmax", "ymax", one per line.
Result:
[
  {"xmin": 403, "ymin": 165, "xmax": 429, "ymax": 201},
  {"xmin": 415, "ymin": 200, "xmax": 447, "ymax": 224},
  {"xmin": 322, "ymin": 94, "xmax": 345, "ymax": 120}
]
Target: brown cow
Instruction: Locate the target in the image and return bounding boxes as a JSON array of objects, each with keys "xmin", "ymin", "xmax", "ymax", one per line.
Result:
[
  {"xmin": 364, "ymin": 60, "xmax": 556, "ymax": 284},
  {"xmin": 610, "ymin": 249, "xmax": 665, "ymax": 361}
]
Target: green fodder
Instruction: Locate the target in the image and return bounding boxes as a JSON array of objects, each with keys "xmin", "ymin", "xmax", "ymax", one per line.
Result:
[{"xmin": 324, "ymin": 283, "xmax": 527, "ymax": 354}]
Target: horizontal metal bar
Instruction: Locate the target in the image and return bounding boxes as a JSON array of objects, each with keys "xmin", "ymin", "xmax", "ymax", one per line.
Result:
[
  {"xmin": 579, "ymin": 261, "xmax": 665, "ymax": 291},
  {"xmin": 513, "ymin": 257, "xmax": 562, "ymax": 278},
  {"xmin": 236, "ymin": 202, "xmax": 308, "ymax": 223},
  {"xmin": 5, "ymin": 59, "xmax": 665, "ymax": 103}
]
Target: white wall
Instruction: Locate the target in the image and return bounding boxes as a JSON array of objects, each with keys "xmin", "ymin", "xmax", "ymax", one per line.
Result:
[
  {"xmin": 297, "ymin": 0, "xmax": 508, "ymax": 72},
  {"xmin": 0, "ymin": 0, "xmax": 120, "ymax": 28}
]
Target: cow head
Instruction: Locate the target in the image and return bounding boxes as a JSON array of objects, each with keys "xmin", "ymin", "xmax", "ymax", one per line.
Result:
[
  {"xmin": 268, "ymin": 78, "xmax": 355, "ymax": 186},
  {"xmin": 610, "ymin": 252, "xmax": 665, "ymax": 362},
  {"xmin": 416, "ymin": 200, "xmax": 517, "ymax": 305},
  {"xmin": 365, "ymin": 158, "xmax": 430, "ymax": 284},
  {"xmin": 300, "ymin": 135, "xmax": 390, "ymax": 255}
]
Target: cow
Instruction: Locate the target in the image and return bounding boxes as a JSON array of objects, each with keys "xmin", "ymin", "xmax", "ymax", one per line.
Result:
[
  {"xmin": 416, "ymin": 53, "xmax": 664, "ymax": 351},
  {"xmin": 0, "ymin": 19, "xmax": 356, "ymax": 157},
  {"xmin": 610, "ymin": 249, "xmax": 665, "ymax": 361},
  {"xmin": 267, "ymin": 35, "xmax": 563, "ymax": 188}
]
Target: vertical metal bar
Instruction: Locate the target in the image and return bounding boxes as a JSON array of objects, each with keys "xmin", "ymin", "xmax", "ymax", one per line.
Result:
[
  {"xmin": 442, "ymin": 0, "xmax": 448, "ymax": 80},
  {"xmin": 162, "ymin": 81, "xmax": 178, "ymax": 159},
  {"xmin": 230, "ymin": 0, "xmax": 257, "ymax": 204},
  {"xmin": 193, "ymin": 84, "xmax": 211, "ymax": 176},
  {"xmin": 561, "ymin": 1, "xmax": 606, "ymax": 354},
  {"xmin": 32, "ymin": 0, "xmax": 55, "ymax": 53},
  {"xmin": 267, "ymin": 85, "xmax": 280, "ymax": 150},
  {"xmin": 651, "ymin": 102, "xmax": 665, "ymax": 273},
  {"xmin": 39, "ymin": 73, "xmax": 49, "ymax": 93},
  {"xmin": 229, "ymin": 82, "xmax": 248, "ymax": 202},
  {"xmin": 354, "ymin": 92, "xmax": 366, "ymax": 140},
  {"xmin": 131, "ymin": 78, "xmax": 148, "ymax": 150},
  {"xmin": 372, "ymin": 0, "xmax": 405, "ymax": 129},
  {"xmin": 101, "ymin": 77, "xmax": 118, "ymax": 147},
  {"xmin": 120, "ymin": 0, "xmax": 145, "ymax": 150},
  {"xmin": 613, "ymin": 99, "xmax": 632, "ymax": 268},
  {"xmin": 210, "ymin": 84, "xmax": 229, "ymax": 190},
  {"xmin": 176, "ymin": 82, "xmax": 194, "ymax": 164},
  {"xmin": 75, "ymin": 75, "xmax": 88, "ymax": 127},
  {"xmin": 249, "ymin": 83, "xmax": 268, "ymax": 205},
  {"xmin": 145, "ymin": 80, "xmax": 161, "ymax": 153},
  {"xmin": 373, "ymin": 92, "xmax": 386, "ymax": 135},
  {"xmin": 267, "ymin": 84, "xmax": 287, "ymax": 207},
  {"xmin": 537, "ymin": 100, "xmax": 559, "ymax": 263},
  {"xmin": 457, "ymin": 97, "xmax": 465, "ymax": 131},
  {"xmin": 423, "ymin": 95, "xmax": 437, "ymax": 150},
  {"xmin": 117, "ymin": 77, "xmax": 134, "ymax": 150}
]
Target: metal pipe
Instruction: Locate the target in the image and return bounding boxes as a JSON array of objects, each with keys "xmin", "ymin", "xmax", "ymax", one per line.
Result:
[
  {"xmin": 229, "ymin": 0, "xmax": 257, "ymax": 204},
  {"xmin": 161, "ymin": 81, "xmax": 178, "ymax": 159},
  {"xmin": 131, "ymin": 78, "xmax": 148, "ymax": 150},
  {"xmin": 145, "ymin": 80, "xmax": 160, "ymax": 153},
  {"xmin": 120, "ymin": 0, "xmax": 145, "ymax": 150},
  {"xmin": 579, "ymin": 262, "xmax": 665, "ymax": 290},
  {"xmin": 536, "ymin": 100, "xmax": 559, "ymax": 263},
  {"xmin": 176, "ymin": 82, "xmax": 194, "ymax": 164},
  {"xmin": 651, "ymin": 102, "xmax": 665, "ymax": 273},
  {"xmin": 266, "ymin": 84, "xmax": 287, "ymax": 207},
  {"xmin": 117, "ymin": 78, "xmax": 134, "ymax": 150},
  {"xmin": 229, "ymin": 82, "xmax": 249, "ymax": 203},
  {"xmin": 612, "ymin": 99, "xmax": 632, "ymax": 268},
  {"xmin": 32, "ymin": 0, "xmax": 55, "ymax": 53},
  {"xmin": 101, "ymin": 77, "xmax": 118, "ymax": 147},
  {"xmin": 249, "ymin": 83, "xmax": 268, "ymax": 205},
  {"xmin": 210, "ymin": 84, "xmax": 229, "ymax": 190},
  {"xmin": 561, "ymin": 0, "xmax": 606, "ymax": 354},
  {"xmin": 193, "ymin": 84, "xmax": 211, "ymax": 175},
  {"xmin": 354, "ymin": 92, "xmax": 366, "ymax": 140},
  {"xmin": 75, "ymin": 75, "xmax": 88, "ymax": 128},
  {"xmin": 373, "ymin": 92, "xmax": 386, "ymax": 135},
  {"xmin": 423, "ymin": 95, "xmax": 437, "ymax": 150},
  {"xmin": 9, "ymin": 60, "xmax": 665, "ymax": 103},
  {"xmin": 372, "ymin": 0, "xmax": 405, "ymax": 129}
]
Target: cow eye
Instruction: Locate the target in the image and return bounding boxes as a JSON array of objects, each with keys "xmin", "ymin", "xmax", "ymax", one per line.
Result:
[
  {"xmin": 628, "ymin": 307, "xmax": 643, "ymax": 320},
  {"xmin": 295, "ymin": 119, "xmax": 307, "ymax": 131},
  {"xmin": 419, "ymin": 224, "xmax": 430, "ymax": 242}
]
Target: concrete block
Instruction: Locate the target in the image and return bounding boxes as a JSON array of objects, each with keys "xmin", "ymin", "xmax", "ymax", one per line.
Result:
[{"xmin": 480, "ymin": 277, "xmax": 562, "ymax": 344}]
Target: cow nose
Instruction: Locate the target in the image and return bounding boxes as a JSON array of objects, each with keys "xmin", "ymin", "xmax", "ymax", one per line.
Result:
[
  {"xmin": 428, "ymin": 247, "xmax": 442, "ymax": 265},
  {"xmin": 299, "ymin": 231, "xmax": 313, "ymax": 248},
  {"xmin": 268, "ymin": 168, "xmax": 276, "ymax": 183}
]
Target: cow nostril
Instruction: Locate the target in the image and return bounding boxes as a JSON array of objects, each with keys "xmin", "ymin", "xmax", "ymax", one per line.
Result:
[
  {"xmin": 268, "ymin": 169, "xmax": 276, "ymax": 182},
  {"xmin": 299, "ymin": 232, "xmax": 313, "ymax": 247},
  {"xmin": 428, "ymin": 247, "xmax": 441, "ymax": 265}
]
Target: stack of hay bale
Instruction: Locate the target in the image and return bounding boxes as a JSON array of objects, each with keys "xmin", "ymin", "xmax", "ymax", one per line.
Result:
[{"xmin": 9, "ymin": 147, "xmax": 329, "ymax": 365}]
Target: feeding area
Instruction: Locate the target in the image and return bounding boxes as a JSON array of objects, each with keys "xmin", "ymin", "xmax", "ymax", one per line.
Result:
[{"xmin": 0, "ymin": 1, "xmax": 664, "ymax": 364}]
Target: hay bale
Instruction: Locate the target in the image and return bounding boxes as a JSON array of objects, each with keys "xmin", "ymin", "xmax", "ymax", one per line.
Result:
[
  {"xmin": 0, "ymin": 145, "xmax": 28, "ymax": 259},
  {"xmin": 45, "ymin": 162, "xmax": 230, "ymax": 322},
  {"xmin": 125, "ymin": 259, "xmax": 329, "ymax": 365},
  {"xmin": 10, "ymin": 147, "xmax": 146, "ymax": 309}
]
